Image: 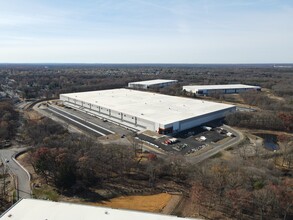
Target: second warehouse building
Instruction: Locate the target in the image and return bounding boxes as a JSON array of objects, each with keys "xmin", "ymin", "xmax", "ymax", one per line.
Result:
[
  {"xmin": 183, "ymin": 84, "xmax": 261, "ymax": 95},
  {"xmin": 128, "ymin": 79, "xmax": 178, "ymax": 89},
  {"xmin": 60, "ymin": 89, "xmax": 235, "ymax": 134}
]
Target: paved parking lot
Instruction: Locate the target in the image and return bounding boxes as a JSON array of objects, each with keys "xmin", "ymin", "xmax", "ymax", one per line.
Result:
[{"xmin": 138, "ymin": 120, "xmax": 234, "ymax": 155}]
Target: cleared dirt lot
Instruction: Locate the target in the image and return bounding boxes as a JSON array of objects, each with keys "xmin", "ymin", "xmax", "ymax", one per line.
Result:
[{"xmin": 91, "ymin": 193, "xmax": 173, "ymax": 212}]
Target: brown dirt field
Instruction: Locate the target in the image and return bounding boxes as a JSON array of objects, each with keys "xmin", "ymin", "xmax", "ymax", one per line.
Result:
[
  {"xmin": 24, "ymin": 110, "xmax": 44, "ymax": 120},
  {"xmin": 90, "ymin": 193, "xmax": 172, "ymax": 213},
  {"xmin": 262, "ymin": 88, "xmax": 285, "ymax": 102},
  {"xmin": 99, "ymin": 134, "xmax": 132, "ymax": 146},
  {"xmin": 221, "ymin": 151, "xmax": 234, "ymax": 161},
  {"xmin": 161, "ymin": 194, "xmax": 182, "ymax": 214},
  {"xmin": 140, "ymin": 130, "xmax": 164, "ymax": 139},
  {"xmin": 275, "ymin": 157, "xmax": 293, "ymax": 170}
]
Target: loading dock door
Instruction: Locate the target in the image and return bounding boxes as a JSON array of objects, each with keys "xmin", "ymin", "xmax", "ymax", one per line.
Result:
[{"xmin": 179, "ymin": 119, "xmax": 198, "ymax": 131}]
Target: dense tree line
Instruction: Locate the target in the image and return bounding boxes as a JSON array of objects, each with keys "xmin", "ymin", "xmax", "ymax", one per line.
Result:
[
  {"xmin": 24, "ymin": 117, "xmax": 293, "ymax": 219},
  {"xmin": 23, "ymin": 118, "xmax": 67, "ymax": 145},
  {"xmin": 30, "ymin": 140, "xmax": 136, "ymax": 191},
  {"xmin": 225, "ymin": 111, "xmax": 293, "ymax": 132},
  {"xmin": 30, "ymin": 139, "xmax": 190, "ymax": 193},
  {"xmin": 240, "ymin": 91, "xmax": 293, "ymax": 112},
  {"xmin": 24, "ymin": 118, "xmax": 189, "ymax": 193},
  {"xmin": 1, "ymin": 65, "xmax": 292, "ymax": 100},
  {"xmin": 190, "ymin": 157, "xmax": 293, "ymax": 219},
  {"xmin": 0, "ymin": 101, "xmax": 19, "ymax": 141},
  {"xmin": 224, "ymin": 89, "xmax": 293, "ymax": 132}
]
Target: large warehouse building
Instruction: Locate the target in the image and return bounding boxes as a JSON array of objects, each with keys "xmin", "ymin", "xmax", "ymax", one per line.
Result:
[
  {"xmin": 183, "ymin": 84, "xmax": 261, "ymax": 95},
  {"xmin": 128, "ymin": 79, "xmax": 178, "ymax": 89},
  {"xmin": 60, "ymin": 89, "xmax": 235, "ymax": 134},
  {"xmin": 0, "ymin": 198, "xmax": 199, "ymax": 220}
]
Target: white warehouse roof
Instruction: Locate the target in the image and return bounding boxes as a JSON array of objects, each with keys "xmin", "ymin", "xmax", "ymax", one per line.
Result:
[
  {"xmin": 0, "ymin": 199, "xmax": 199, "ymax": 220},
  {"xmin": 129, "ymin": 79, "xmax": 177, "ymax": 86},
  {"xmin": 60, "ymin": 88, "xmax": 234, "ymax": 125},
  {"xmin": 183, "ymin": 84, "xmax": 261, "ymax": 91}
]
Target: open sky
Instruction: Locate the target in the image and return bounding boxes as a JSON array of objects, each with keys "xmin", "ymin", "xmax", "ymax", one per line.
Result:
[{"xmin": 1, "ymin": 0, "xmax": 293, "ymax": 63}]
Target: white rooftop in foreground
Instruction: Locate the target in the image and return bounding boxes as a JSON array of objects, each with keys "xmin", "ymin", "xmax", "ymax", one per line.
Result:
[
  {"xmin": 61, "ymin": 89, "xmax": 234, "ymax": 124},
  {"xmin": 0, "ymin": 199, "xmax": 200, "ymax": 220},
  {"xmin": 183, "ymin": 84, "xmax": 260, "ymax": 90},
  {"xmin": 129, "ymin": 79, "xmax": 177, "ymax": 85}
]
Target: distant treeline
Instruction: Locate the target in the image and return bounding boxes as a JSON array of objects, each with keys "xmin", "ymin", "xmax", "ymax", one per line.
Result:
[{"xmin": 1, "ymin": 65, "xmax": 292, "ymax": 99}]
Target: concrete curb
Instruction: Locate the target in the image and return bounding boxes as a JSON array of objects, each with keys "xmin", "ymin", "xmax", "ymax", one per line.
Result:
[
  {"xmin": 12, "ymin": 151, "xmax": 31, "ymax": 182},
  {"xmin": 12, "ymin": 151, "xmax": 32, "ymax": 196}
]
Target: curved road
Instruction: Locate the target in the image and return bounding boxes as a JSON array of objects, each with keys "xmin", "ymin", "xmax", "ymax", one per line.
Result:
[
  {"xmin": 186, "ymin": 125, "xmax": 244, "ymax": 164},
  {"xmin": 137, "ymin": 124, "xmax": 244, "ymax": 164},
  {"xmin": 0, "ymin": 147, "xmax": 31, "ymax": 199}
]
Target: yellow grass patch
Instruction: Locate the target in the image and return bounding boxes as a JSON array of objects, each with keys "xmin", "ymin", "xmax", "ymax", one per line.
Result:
[
  {"xmin": 24, "ymin": 110, "xmax": 43, "ymax": 120},
  {"xmin": 221, "ymin": 151, "xmax": 233, "ymax": 161},
  {"xmin": 92, "ymin": 193, "xmax": 172, "ymax": 212}
]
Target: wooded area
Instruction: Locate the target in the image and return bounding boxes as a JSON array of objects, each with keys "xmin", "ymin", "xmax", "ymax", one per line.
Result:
[
  {"xmin": 190, "ymin": 156, "xmax": 292, "ymax": 219},
  {"xmin": 21, "ymin": 117, "xmax": 293, "ymax": 219},
  {"xmin": 23, "ymin": 118, "xmax": 189, "ymax": 195},
  {"xmin": 0, "ymin": 64, "xmax": 292, "ymax": 219},
  {"xmin": 0, "ymin": 101, "xmax": 18, "ymax": 141},
  {"xmin": 1, "ymin": 64, "xmax": 292, "ymax": 99}
]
